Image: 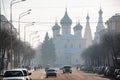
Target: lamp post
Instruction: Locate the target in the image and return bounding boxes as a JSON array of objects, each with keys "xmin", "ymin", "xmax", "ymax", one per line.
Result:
[
  {"xmin": 29, "ymin": 31, "xmax": 38, "ymax": 46},
  {"xmin": 18, "ymin": 9, "xmax": 31, "ymax": 40},
  {"xmin": 31, "ymin": 35, "xmax": 40, "ymax": 46},
  {"xmin": 18, "ymin": 9, "xmax": 31, "ymax": 68},
  {"xmin": 24, "ymin": 22, "xmax": 35, "ymax": 42},
  {"xmin": 10, "ymin": 0, "xmax": 26, "ymax": 29},
  {"xmin": 10, "ymin": 0, "xmax": 26, "ymax": 69}
]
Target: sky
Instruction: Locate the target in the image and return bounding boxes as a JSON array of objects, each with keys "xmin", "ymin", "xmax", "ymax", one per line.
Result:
[{"xmin": 1, "ymin": 0, "xmax": 120, "ymax": 47}]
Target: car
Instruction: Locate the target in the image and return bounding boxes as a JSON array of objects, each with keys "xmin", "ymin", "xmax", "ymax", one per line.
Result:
[
  {"xmin": 14, "ymin": 68, "xmax": 32, "ymax": 80},
  {"xmin": 63, "ymin": 66, "xmax": 72, "ymax": 73},
  {"xmin": 3, "ymin": 68, "xmax": 31, "ymax": 80},
  {"xmin": 104, "ymin": 66, "xmax": 115, "ymax": 77},
  {"xmin": 46, "ymin": 69, "xmax": 57, "ymax": 78},
  {"xmin": 59, "ymin": 67, "xmax": 63, "ymax": 70},
  {"xmin": 113, "ymin": 69, "xmax": 120, "ymax": 78}
]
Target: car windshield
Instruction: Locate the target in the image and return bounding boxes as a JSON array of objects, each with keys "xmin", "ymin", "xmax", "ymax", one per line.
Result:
[
  {"xmin": 3, "ymin": 71, "xmax": 24, "ymax": 77},
  {"xmin": 47, "ymin": 69, "xmax": 55, "ymax": 72},
  {"xmin": 23, "ymin": 70, "xmax": 27, "ymax": 76}
]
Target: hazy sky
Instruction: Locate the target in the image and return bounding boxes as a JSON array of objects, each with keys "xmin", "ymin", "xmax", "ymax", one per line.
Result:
[{"xmin": 1, "ymin": 0, "xmax": 120, "ymax": 47}]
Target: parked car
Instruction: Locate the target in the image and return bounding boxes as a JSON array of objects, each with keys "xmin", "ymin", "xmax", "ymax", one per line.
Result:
[
  {"xmin": 3, "ymin": 68, "xmax": 31, "ymax": 80},
  {"xmin": 59, "ymin": 67, "xmax": 63, "ymax": 70},
  {"xmin": 113, "ymin": 69, "xmax": 120, "ymax": 78},
  {"xmin": 97, "ymin": 66, "xmax": 106, "ymax": 74},
  {"xmin": 104, "ymin": 66, "xmax": 115, "ymax": 77},
  {"xmin": 63, "ymin": 66, "xmax": 72, "ymax": 73},
  {"xmin": 46, "ymin": 69, "xmax": 57, "ymax": 78}
]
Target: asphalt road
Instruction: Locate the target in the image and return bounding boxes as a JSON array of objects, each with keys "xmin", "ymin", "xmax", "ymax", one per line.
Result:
[{"xmin": 30, "ymin": 69, "xmax": 111, "ymax": 80}]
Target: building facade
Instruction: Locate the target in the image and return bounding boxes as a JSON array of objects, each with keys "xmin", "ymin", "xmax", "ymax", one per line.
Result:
[
  {"xmin": 106, "ymin": 13, "xmax": 120, "ymax": 32},
  {"xmin": 52, "ymin": 9, "xmax": 86, "ymax": 66}
]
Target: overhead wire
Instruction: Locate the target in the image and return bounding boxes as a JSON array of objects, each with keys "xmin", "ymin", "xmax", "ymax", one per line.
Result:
[{"xmin": 0, "ymin": 20, "xmax": 108, "ymax": 24}]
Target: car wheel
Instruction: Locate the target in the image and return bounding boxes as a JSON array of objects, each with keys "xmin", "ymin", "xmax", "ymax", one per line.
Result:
[
  {"xmin": 55, "ymin": 75, "xmax": 57, "ymax": 77},
  {"xmin": 63, "ymin": 71, "xmax": 65, "ymax": 74}
]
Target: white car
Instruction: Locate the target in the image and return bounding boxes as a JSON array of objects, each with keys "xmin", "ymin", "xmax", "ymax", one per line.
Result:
[
  {"xmin": 15, "ymin": 68, "xmax": 32, "ymax": 80},
  {"xmin": 3, "ymin": 68, "xmax": 31, "ymax": 80}
]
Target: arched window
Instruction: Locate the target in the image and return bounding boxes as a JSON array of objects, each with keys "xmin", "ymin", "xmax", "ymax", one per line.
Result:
[
  {"xmin": 79, "ymin": 44, "xmax": 81, "ymax": 48},
  {"xmin": 71, "ymin": 44, "xmax": 73, "ymax": 48},
  {"xmin": 65, "ymin": 44, "xmax": 67, "ymax": 48}
]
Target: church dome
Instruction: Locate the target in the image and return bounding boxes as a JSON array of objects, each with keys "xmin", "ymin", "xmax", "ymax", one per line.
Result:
[
  {"xmin": 73, "ymin": 22, "xmax": 82, "ymax": 31},
  {"xmin": 52, "ymin": 22, "xmax": 60, "ymax": 30},
  {"xmin": 60, "ymin": 9, "xmax": 72, "ymax": 26}
]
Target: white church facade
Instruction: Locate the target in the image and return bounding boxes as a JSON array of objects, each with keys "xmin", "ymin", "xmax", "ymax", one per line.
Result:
[{"xmin": 52, "ymin": 9, "xmax": 87, "ymax": 66}]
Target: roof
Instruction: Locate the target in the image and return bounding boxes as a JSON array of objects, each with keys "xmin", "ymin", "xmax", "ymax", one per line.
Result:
[
  {"xmin": 4, "ymin": 69, "xmax": 24, "ymax": 72},
  {"xmin": 99, "ymin": 8, "xmax": 103, "ymax": 14},
  {"xmin": 13, "ymin": 68, "xmax": 28, "ymax": 71},
  {"xmin": 73, "ymin": 22, "xmax": 82, "ymax": 31},
  {"xmin": 60, "ymin": 9, "xmax": 72, "ymax": 26},
  {"xmin": 52, "ymin": 22, "xmax": 60, "ymax": 30}
]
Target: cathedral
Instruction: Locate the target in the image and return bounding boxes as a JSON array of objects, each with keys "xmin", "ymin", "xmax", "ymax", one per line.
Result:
[{"xmin": 51, "ymin": 8, "xmax": 104, "ymax": 66}]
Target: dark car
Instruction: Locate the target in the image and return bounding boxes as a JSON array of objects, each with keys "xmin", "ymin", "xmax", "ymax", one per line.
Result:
[
  {"xmin": 63, "ymin": 66, "xmax": 72, "ymax": 73},
  {"xmin": 113, "ymin": 69, "xmax": 120, "ymax": 78},
  {"xmin": 104, "ymin": 66, "xmax": 115, "ymax": 77},
  {"xmin": 46, "ymin": 69, "xmax": 57, "ymax": 78}
]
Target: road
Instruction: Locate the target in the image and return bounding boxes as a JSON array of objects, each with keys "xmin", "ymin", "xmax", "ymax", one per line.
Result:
[{"xmin": 30, "ymin": 69, "xmax": 111, "ymax": 80}]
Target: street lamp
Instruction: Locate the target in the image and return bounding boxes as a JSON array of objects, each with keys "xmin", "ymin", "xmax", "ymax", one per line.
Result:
[
  {"xmin": 10, "ymin": 0, "xmax": 26, "ymax": 28},
  {"xmin": 29, "ymin": 31, "xmax": 38, "ymax": 45},
  {"xmin": 31, "ymin": 35, "xmax": 40, "ymax": 46},
  {"xmin": 24, "ymin": 22, "xmax": 35, "ymax": 42},
  {"xmin": 18, "ymin": 9, "xmax": 31, "ymax": 40},
  {"xmin": 10, "ymin": 0, "xmax": 26, "ymax": 69}
]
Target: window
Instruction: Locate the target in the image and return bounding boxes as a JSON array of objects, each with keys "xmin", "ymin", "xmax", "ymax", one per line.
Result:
[
  {"xmin": 65, "ymin": 44, "xmax": 67, "ymax": 48},
  {"xmin": 79, "ymin": 44, "xmax": 81, "ymax": 48},
  {"xmin": 71, "ymin": 44, "xmax": 73, "ymax": 48}
]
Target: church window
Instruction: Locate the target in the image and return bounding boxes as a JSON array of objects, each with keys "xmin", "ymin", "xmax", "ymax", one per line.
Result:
[
  {"xmin": 67, "ymin": 39, "xmax": 70, "ymax": 42},
  {"xmin": 66, "ymin": 56, "xmax": 69, "ymax": 59},
  {"xmin": 71, "ymin": 44, "xmax": 73, "ymax": 48},
  {"xmin": 79, "ymin": 44, "xmax": 81, "ymax": 48},
  {"xmin": 65, "ymin": 44, "xmax": 67, "ymax": 48}
]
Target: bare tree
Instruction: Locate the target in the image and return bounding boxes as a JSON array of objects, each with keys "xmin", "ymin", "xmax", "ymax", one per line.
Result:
[{"xmin": 101, "ymin": 31, "xmax": 120, "ymax": 67}]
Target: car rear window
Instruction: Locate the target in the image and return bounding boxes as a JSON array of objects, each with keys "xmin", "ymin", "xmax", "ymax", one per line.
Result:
[
  {"xmin": 23, "ymin": 70, "xmax": 27, "ymax": 76},
  {"xmin": 64, "ymin": 66, "xmax": 71, "ymax": 68},
  {"xmin": 4, "ymin": 71, "xmax": 24, "ymax": 77}
]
